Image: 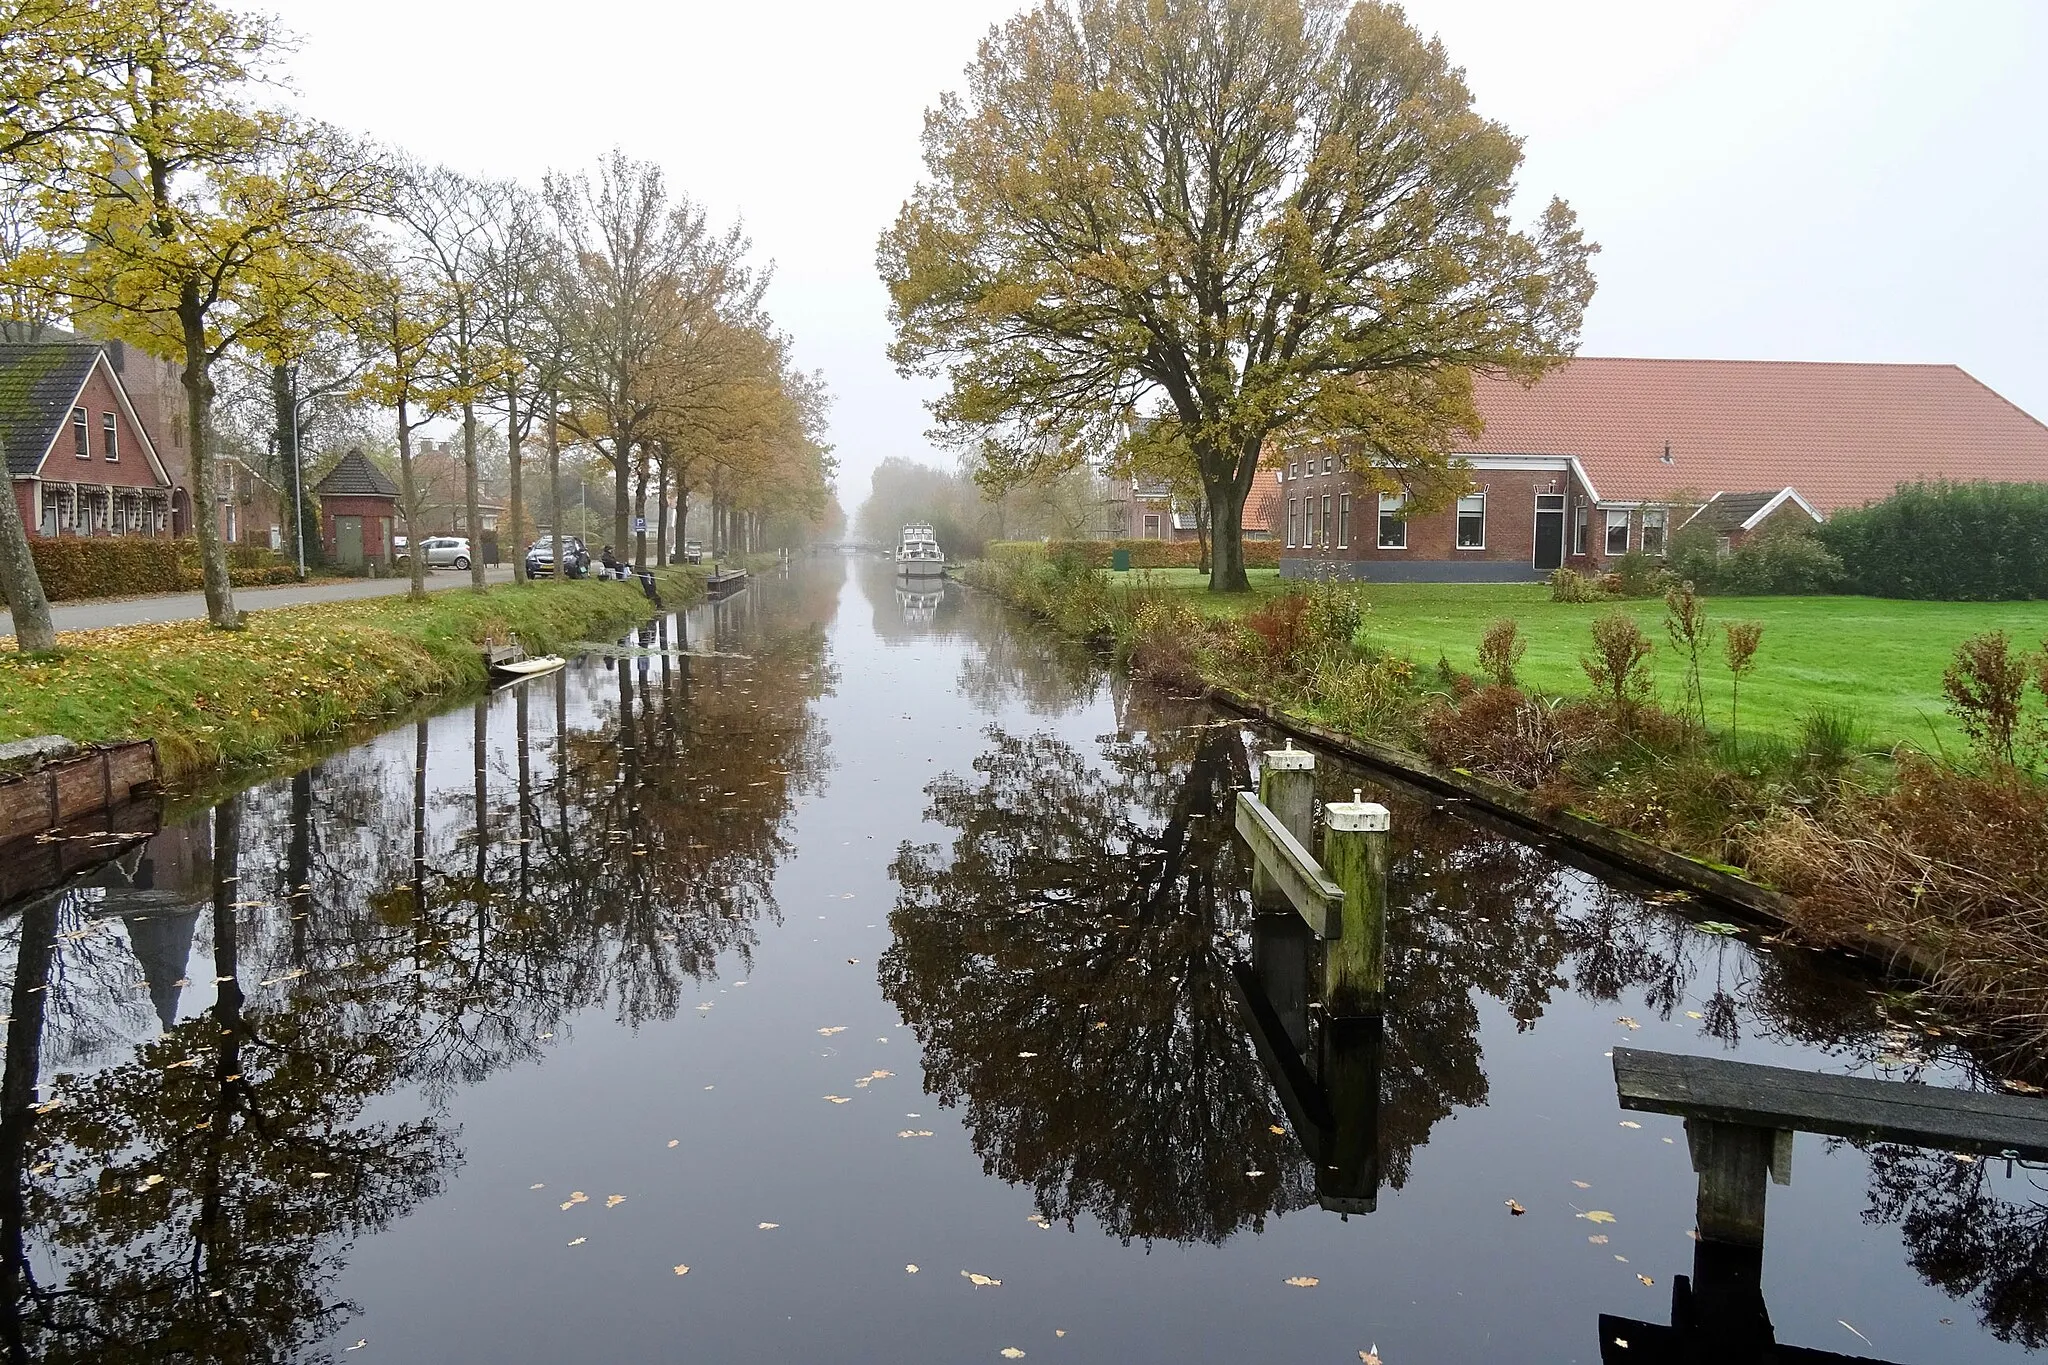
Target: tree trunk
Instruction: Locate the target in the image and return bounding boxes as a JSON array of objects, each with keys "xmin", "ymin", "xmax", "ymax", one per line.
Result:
[
  {"xmin": 506, "ymin": 381, "xmax": 525, "ymax": 585},
  {"xmin": 545, "ymin": 388, "xmax": 561, "ymax": 574},
  {"xmin": 271, "ymin": 363, "xmax": 303, "ymax": 572},
  {"xmin": 655, "ymin": 451, "xmax": 669, "ymax": 569},
  {"xmin": 1205, "ymin": 471, "xmax": 1249, "ymax": 593},
  {"xmin": 0, "ymin": 447, "xmax": 55, "ymax": 652},
  {"xmin": 676, "ymin": 483, "xmax": 688, "ymax": 561},
  {"xmin": 461, "ymin": 397, "xmax": 485, "ymax": 590},
  {"xmin": 181, "ymin": 299, "xmax": 237, "ymax": 627},
  {"xmin": 611, "ymin": 437, "xmax": 630, "ymax": 572},
  {"xmin": 397, "ymin": 399, "xmax": 426, "ymax": 601},
  {"xmin": 633, "ymin": 453, "xmax": 649, "ymax": 572},
  {"xmin": 1195, "ymin": 494, "xmax": 1211, "ymax": 576}
]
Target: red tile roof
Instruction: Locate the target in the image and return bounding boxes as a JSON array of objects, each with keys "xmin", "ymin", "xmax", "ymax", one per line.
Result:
[{"xmin": 1462, "ymin": 357, "xmax": 2048, "ymax": 513}]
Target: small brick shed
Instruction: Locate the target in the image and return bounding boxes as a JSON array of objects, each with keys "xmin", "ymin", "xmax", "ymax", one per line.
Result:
[{"xmin": 314, "ymin": 449, "xmax": 401, "ymax": 567}]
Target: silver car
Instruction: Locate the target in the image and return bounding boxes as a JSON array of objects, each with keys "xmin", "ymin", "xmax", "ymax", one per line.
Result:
[{"xmin": 419, "ymin": 535, "xmax": 472, "ymax": 570}]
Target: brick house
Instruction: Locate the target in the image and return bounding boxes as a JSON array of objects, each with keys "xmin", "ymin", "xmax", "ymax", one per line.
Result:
[
  {"xmin": 1, "ymin": 342, "xmax": 174, "ymax": 538},
  {"xmin": 1277, "ymin": 357, "xmax": 2048, "ymax": 581},
  {"xmin": 314, "ymin": 449, "xmax": 401, "ymax": 567}
]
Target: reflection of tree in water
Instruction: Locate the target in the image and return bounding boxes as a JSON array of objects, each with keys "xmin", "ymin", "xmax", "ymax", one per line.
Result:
[
  {"xmin": 952, "ymin": 604, "xmax": 1106, "ymax": 717},
  {"xmin": 1864, "ymin": 1146, "xmax": 2048, "ymax": 1348},
  {"xmin": 0, "ymin": 579, "xmax": 839, "ymax": 1360}
]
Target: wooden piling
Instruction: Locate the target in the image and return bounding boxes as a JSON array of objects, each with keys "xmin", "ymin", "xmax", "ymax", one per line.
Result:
[
  {"xmin": 1684, "ymin": 1118, "xmax": 1776, "ymax": 1247},
  {"xmin": 1320, "ymin": 790, "xmax": 1389, "ymax": 1017},
  {"xmin": 1254, "ymin": 744, "xmax": 1315, "ymax": 911}
]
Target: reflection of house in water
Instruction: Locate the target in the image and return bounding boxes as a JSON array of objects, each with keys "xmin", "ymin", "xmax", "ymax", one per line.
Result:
[{"xmin": 81, "ymin": 816, "xmax": 211, "ymax": 1030}]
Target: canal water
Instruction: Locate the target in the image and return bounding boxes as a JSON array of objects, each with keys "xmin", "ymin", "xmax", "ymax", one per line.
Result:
[{"xmin": 2, "ymin": 560, "xmax": 2042, "ymax": 1363}]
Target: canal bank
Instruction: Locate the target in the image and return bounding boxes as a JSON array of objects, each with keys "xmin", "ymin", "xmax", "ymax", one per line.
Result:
[
  {"xmin": 0, "ymin": 569, "xmax": 700, "ymax": 779},
  {"xmin": 0, "ymin": 560, "xmax": 2040, "ymax": 1363}
]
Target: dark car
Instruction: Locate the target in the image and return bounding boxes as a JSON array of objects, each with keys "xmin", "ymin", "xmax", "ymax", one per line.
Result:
[{"xmin": 526, "ymin": 535, "xmax": 590, "ymax": 579}]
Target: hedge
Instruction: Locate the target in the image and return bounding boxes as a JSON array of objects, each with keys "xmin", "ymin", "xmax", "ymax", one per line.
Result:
[
  {"xmin": 1819, "ymin": 481, "xmax": 2048, "ymax": 601},
  {"xmin": 26, "ymin": 538, "xmax": 298, "ymax": 601},
  {"xmin": 985, "ymin": 538, "xmax": 1281, "ymax": 569},
  {"xmin": 29, "ymin": 538, "xmax": 186, "ymax": 601}
]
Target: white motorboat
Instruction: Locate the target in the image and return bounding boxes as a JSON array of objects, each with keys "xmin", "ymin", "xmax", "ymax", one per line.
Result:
[{"xmin": 895, "ymin": 523, "xmax": 946, "ymax": 579}]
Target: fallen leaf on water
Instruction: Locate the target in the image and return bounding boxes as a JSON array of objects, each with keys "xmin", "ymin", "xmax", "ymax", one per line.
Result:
[
  {"xmin": 667, "ymin": 1140, "xmax": 679, "ymax": 1148},
  {"xmin": 1614, "ymin": 1255, "xmax": 1629, "ymax": 1263},
  {"xmin": 846, "ymin": 958, "xmax": 859, "ymax": 965},
  {"xmin": 31, "ymin": 1099, "xmax": 60, "ymax": 1114},
  {"xmin": 2003, "ymin": 1079, "xmax": 2044, "ymax": 1096},
  {"xmin": 1637, "ymin": 1274, "xmax": 1655, "ymax": 1286},
  {"xmin": 561, "ymin": 1192, "xmax": 589, "ymax": 1210},
  {"xmin": 1697, "ymin": 921, "xmax": 1743, "ymax": 936},
  {"xmin": 1572, "ymin": 1180, "xmax": 1591, "ymax": 1189},
  {"xmin": 537, "ymin": 1032, "xmax": 553, "ymax": 1041},
  {"xmin": 1360, "ymin": 1350, "xmax": 1381, "ymax": 1365},
  {"xmin": 28, "ymin": 1163, "xmax": 51, "ymax": 1176},
  {"xmin": 1615, "ymin": 1016, "xmax": 1641, "ymax": 1030},
  {"xmin": 817, "ymin": 1026, "xmax": 847, "ymax": 1036},
  {"xmin": 905, "ymin": 1264, "xmax": 918, "ymax": 1273},
  {"xmin": 1685, "ymin": 1011, "xmax": 1704, "ymax": 1020},
  {"xmin": 1580, "ymin": 1211, "xmax": 1617, "ymax": 1225},
  {"xmin": 1588, "ymin": 1235, "xmax": 1609, "ymax": 1245},
  {"xmin": 673, "ymin": 1264, "xmax": 689, "ymax": 1276},
  {"xmin": 345, "ymin": 1341, "xmax": 366, "ymax": 1352},
  {"xmin": 1018, "ymin": 1051, "xmax": 1038, "ymax": 1059},
  {"xmin": 758, "ymin": 1222, "xmax": 779, "ymax": 1230},
  {"xmin": 1284, "ymin": 1276, "xmax": 1319, "ymax": 1288},
  {"xmin": 1269, "ymin": 1125, "xmax": 1286, "ymax": 1135},
  {"xmin": 1840, "ymin": 1321, "xmax": 1875, "ymax": 1347},
  {"xmin": 606, "ymin": 1195, "xmax": 626, "ymax": 1208},
  {"xmin": 567, "ymin": 1238, "xmax": 586, "ymax": 1247},
  {"xmin": 898, "ymin": 1130, "xmax": 934, "ymax": 1138},
  {"xmin": 961, "ymin": 1271, "xmax": 1001, "ymax": 1287},
  {"xmin": 1505, "ymin": 1199, "xmax": 1526, "ymax": 1215},
  {"xmin": 164, "ymin": 1058, "xmax": 201, "ymax": 1070},
  {"xmin": 138, "ymin": 1174, "xmax": 164, "ymax": 1190},
  {"xmin": 1001, "ymin": 1350, "xmax": 1026, "ymax": 1359},
  {"xmin": 310, "ymin": 1172, "xmax": 331, "ymax": 1180},
  {"xmin": 1245, "ymin": 1169, "xmax": 1265, "ymax": 1177},
  {"xmin": 824, "ymin": 1095, "xmax": 850, "ymax": 1104},
  {"xmin": 695, "ymin": 1004, "xmax": 713, "ymax": 1012},
  {"xmin": 869, "ymin": 1070, "xmax": 894, "ymax": 1079},
  {"xmin": 1056, "ymin": 1330, "xmax": 1066, "ymax": 1338},
  {"xmin": 1619, "ymin": 1121, "xmax": 1642, "ymax": 1129},
  {"xmin": 530, "ymin": 1183, "xmax": 545, "ymax": 1190}
]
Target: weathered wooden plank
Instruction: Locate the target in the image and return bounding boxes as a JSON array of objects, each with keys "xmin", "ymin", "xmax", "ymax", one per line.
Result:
[
  {"xmin": 1234, "ymin": 791, "xmax": 1343, "ymax": 938},
  {"xmin": 1614, "ymin": 1047, "xmax": 2048, "ymax": 1159},
  {"xmin": 1221, "ymin": 956, "xmax": 1330, "ymax": 1158}
]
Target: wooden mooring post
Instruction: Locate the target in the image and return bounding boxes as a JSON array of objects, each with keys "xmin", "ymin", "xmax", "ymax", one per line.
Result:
[
  {"xmin": 1253, "ymin": 743, "xmax": 1315, "ymax": 911},
  {"xmin": 1321, "ymin": 789, "xmax": 1390, "ymax": 1017}
]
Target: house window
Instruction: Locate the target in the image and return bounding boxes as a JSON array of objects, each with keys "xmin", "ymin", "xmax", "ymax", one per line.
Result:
[
  {"xmin": 1605, "ymin": 508, "xmax": 1630, "ymax": 556},
  {"xmin": 1456, "ymin": 493, "xmax": 1485, "ymax": 549},
  {"xmin": 1143, "ymin": 513, "xmax": 1161, "ymax": 539},
  {"xmin": 1306, "ymin": 495, "xmax": 1319, "ymax": 547},
  {"xmin": 103, "ymin": 413, "xmax": 118, "ymax": 461},
  {"xmin": 1337, "ymin": 493, "xmax": 1350, "ymax": 548},
  {"xmin": 72, "ymin": 407, "xmax": 88, "ymax": 458},
  {"xmin": 1286, "ymin": 498, "xmax": 1298, "ymax": 548},
  {"xmin": 1641, "ymin": 507, "xmax": 1667, "ymax": 556},
  {"xmin": 1572, "ymin": 500, "xmax": 1588, "ymax": 556},
  {"xmin": 1288, "ymin": 462, "xmax": 1298, "ymax": 480},
  {"xmin": 1322, "ymin": 455, "xmax": 1333, "ymax": 475},
  {"xmin": 1321, "ymin": 494, "xmax": 1333, "ymax": 547},
  {"xmin": 1377, "ymin": 492, "xmax": 1407, "ymax": 549}
]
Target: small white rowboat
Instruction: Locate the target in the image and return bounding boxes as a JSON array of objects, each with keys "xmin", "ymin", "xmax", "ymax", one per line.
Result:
[{"xmin": 489, "ymin": 654, "xmax": 567, "ymax": 681}]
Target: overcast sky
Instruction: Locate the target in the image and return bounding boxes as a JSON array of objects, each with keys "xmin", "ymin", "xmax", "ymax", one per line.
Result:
[{"xmin": 271, "ymin": 0, "xmax": 2048, "ymax": 514}]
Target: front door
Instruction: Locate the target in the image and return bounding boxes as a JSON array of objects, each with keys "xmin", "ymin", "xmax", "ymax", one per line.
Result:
[
  {"xmin": 1533, "ymin": 494, "xmax": 1565, "ymax": 570},
  {"xmin": 337, "ymin": 516, "xmax": 364, "ymax": 566}
]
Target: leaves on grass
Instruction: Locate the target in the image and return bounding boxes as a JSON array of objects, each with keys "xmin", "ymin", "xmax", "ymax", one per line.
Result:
[{"xmin": 961, "ymin": 1271, "xmax": 1001, "ymax": 1287}]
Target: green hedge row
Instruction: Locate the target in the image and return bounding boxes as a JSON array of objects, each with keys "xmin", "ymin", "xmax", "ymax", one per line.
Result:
[
  {"xmin": 985, "ymin": 538, "xmax": 1282, "ymax": 569},
  {"xmin": 1818, "ymin": 481, "xmax": 2048, "ymax": 600},
  {"xmin": 27, "ymin": 538, "xmax": 297, "ymax": 601}
]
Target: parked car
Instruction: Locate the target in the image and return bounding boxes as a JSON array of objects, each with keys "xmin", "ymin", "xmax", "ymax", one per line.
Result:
[
  {"xmin": 682, "ymin": 539, "xmax": 703, "ymax": 564},
  {"xmin": 417, "ymin": 536, "xmax": 472, "ymax": 569},
  {"xmin": 525, "ymin": 535, "xmax": 590, "ymax": 579}
]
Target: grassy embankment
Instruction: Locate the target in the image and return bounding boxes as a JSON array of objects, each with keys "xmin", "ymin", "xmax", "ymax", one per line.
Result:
[
  {"xmin": 0, "ymin": 570, "xmax": 702, "ymax": 778},
  {"xmin": 966, "ymin": 552, "xmax": 2048, "ymax": 1051},
  {"xmin": 1108, "ymin": 568, "xmax": 2048, "ymax": 752}
]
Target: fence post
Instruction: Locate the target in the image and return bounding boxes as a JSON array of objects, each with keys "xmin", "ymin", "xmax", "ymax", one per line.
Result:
[
  {"xmin": 1321, "ymin": 789, "xmax": 1390, "ymax": 1016},
  {"xmin": 1254, "ymin": 743, "xmax": 1316, "ymax": 912}
]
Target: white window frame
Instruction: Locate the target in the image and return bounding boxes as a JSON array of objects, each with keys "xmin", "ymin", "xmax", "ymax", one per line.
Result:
[
  {"xmin": 1336, "ymin": 492, "xmax": 1350, "ymax": 548},
  {"xmin": 1456, "ymin": 492, "xmax": 1486, "ymax": 550},
  {"xmin": 1306, "ymin": 495, "xmax": 1319, "ymax": 547},
  {"xmin": 1321, "ymin": 493, "xmax": 1333, "ymax": 547},
  {"xmin": 102, "ymin": 412, "xmax": 118, "ymax": 461},
  {"xmin": 1142, "ymin": 513, "xmax": 1161, "ymax": 540},
  {"xmin": 1287, "ymin": 461, "xmax": 1298, "ymax": 480},
  {"xmin": 71, "ymin": 407, "xmax": 89, "ymax": 459},
  {"xmin": 1377, "ymin": 492, "xmax": 1407, "ymax": 550},
  {"xmin": 1572, "ymin": 500, "xmax": 1588, "ymax": 556},
  {"xmin": 1605, "ymin": 508, "xmax": 1630, "ymax": 556},
  {"xmin": 1322, "ymin": 455, "xmax": 1333, "ymax": 474},
  {"xmin": 1286, "ymin": 498, "xmax": 1298, "ymax": 548},
  {"xmin": 1641, "ymin": 507, "xmax": 1667, "ymax": 557}
]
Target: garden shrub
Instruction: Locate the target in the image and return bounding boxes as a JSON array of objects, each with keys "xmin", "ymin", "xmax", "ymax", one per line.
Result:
[
  {"xmin": 1820, "ymin": 480, "xmax": 2048, "ymax": 600},
  {"xmin": 1548, "ymin": 566, "xmax": 1601, "ymax": 603},
  {"xmin": 1312, "ymin": 652, "xmax": 1416, "ymax": 739},
  {"xmin": 1606, "ymin": 551, "xmax": 1671, "ymax": 599},
  {"xmin": 28, "ymin": 537, "xmax": 186, "ymax": 601},
  {"xmin": 1126, "ymin": 596, "xmax": 1210, "ymax": 692},
  {"xmin": 1421, "ymin": 684, "xmax": 1598, "ymax": 789},
  {"xmin": 1476, "ymin": 618, "xmax": 1525, "ymax": 688},
  {"xmin": 985, "ymin": 538, "xmax": 1282, "ymax": 570},
  {"xmin": 1942, "ymin": 631, "xmax": 2035, "ymax": 770},
  {"xmin": 1581, "ymin": 611, "xmax": 1655, "ymax": 727}
]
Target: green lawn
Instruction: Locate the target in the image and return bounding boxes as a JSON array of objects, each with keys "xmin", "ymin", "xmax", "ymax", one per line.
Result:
[{"xmin": 1116, "ymin": 569, "xmax": 2048, "ymax": 751}]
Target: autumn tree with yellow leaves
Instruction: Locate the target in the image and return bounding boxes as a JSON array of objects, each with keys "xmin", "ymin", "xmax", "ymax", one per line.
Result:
[{"xmin": 880, "ymin": 0, "xmax": 1597, "ymax": 590}]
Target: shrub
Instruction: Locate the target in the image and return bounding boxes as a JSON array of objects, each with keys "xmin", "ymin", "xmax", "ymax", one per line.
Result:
[
  {"xmin": 1943, "ymin": 631, "xmax": 2033, "ymax": 770},
  {"xmin": 1126, "ymin": 596, "xmax": 1209, "ymax": 692},
  {"xmin": 28, "ymin": 537, "xmax": 186, "ymax": 601},
  {"xmin": 986, "ymin": 538, "xmax": 1282, "ymax": 570},
  {"xmin": 1820, "ymin": 480, "xmax": 2048, "ymax": 600},
  {"xmin": 1722, "ymin": 620, "xmax": 1764, "ymax": 741},
  {"xmin": 1608, "ymin": 551, "xmax": 1670, "ymax": 599},
  {"xmin": 1312, "ymin": 652, "xmax": 1416, "ymax": 738},
  {"xmin": 1547, "ymin": 566, "xmax": 1601, "ymax": 603},
  {"xmin": 1421, "ymin": 684, "xmax": 1598, "ymax": 789},
  {"xmin": 1796, "ymin": 704, "xmax": 1866, "ymax": 780},
  {"xmin": 1476, "ymin": 618, "xmax": 1526, "ymax": 688},
  {"xmin": 1662, "ymin": 582, "xmax": 1710, "ymax": 732},
  {"xmin": 1581, "ymin": 611, "xmax": 1655, "ymax": 727}
]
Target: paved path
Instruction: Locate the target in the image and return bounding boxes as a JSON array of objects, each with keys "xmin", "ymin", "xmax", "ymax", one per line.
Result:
[{"xmin": 1, "ymin": 565, "xmax": 515, "ymax": 637}]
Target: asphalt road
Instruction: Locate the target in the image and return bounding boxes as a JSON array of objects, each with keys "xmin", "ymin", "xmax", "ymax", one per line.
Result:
[{"xmin": 1, "ymin": 565, "xmax": 516, "ymax": 637}]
